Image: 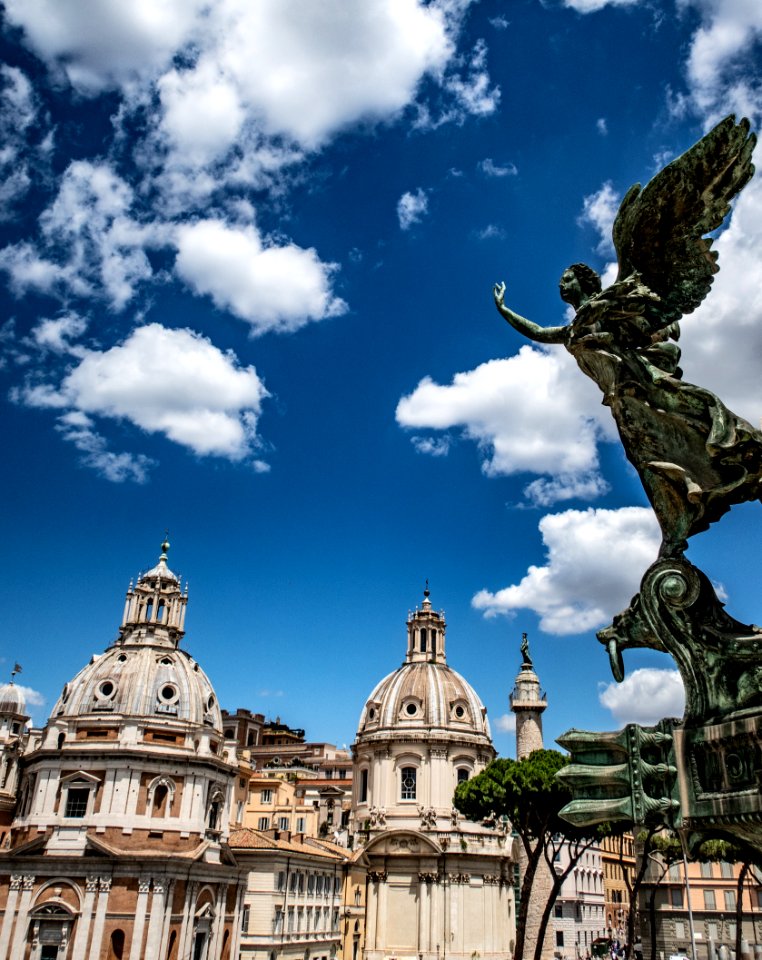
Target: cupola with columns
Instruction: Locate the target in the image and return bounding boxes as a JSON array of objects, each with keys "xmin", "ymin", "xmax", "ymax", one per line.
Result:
[
  {"xmin": 119, "ymin": 537, "xmax": 188, "ymax": 648},
  {"xmin": 405, "ymin": 582, "xmax": 446, "ymax": 663}
]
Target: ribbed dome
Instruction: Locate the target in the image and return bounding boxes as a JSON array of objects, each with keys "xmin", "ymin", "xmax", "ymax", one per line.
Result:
[
  {"xmin": 357, "ymin": 660, "xmax": 491, "ymax": 741},
  {"xmin": 51, "ymin": 644, "xmax": 223, "ymax": 732},
  {"xmin": 0, "ymin": 683, "xmax": 26, "ymax": 717}
]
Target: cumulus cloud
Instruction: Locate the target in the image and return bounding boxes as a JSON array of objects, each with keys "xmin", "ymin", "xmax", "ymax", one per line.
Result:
[
  {"xmin": 679, "ymin": 0, "xmax": 762, "ymax": 123},
  {"xmin": 578, "ymin": 181, "xmax": 620, "ymax": 256},
  {"xmin": 30, "ymin": 314, "xmax": 88, "ymax": 355},
  {"xmin": 472, "ymin": 507, "xmax": 660, "ymax": 634},
  {"xmin": 20, "ymin": 323, "xmax": 270, "ymax": 463},
  {"xmin": 174, "ymin": 220, "xmax": 347, "ymax": 335},
  {"xmin": 678, "ymin": 149, "xmax": 762, "ymax": 426},
  {"xmin": 397, "ymin": 347, "xmax": 614, "ymax": 505},
  {"xmin": 14, "ymin": 685, "xmax": 46, "ymax": 708},
  {"xmin": 493, "ymin": 713, "xmax": 516, "ymax": 734},
  {"xmin": 0, "ymin": 161, "xmax": 163, "ymax": 309},
  {"xmin": 599, "ymin": 668, "xmax": 685, "ymax": 725},
  {"xmin": 397, "ymin": 189, "xmax": 430, "ymax": 230},
  {"xmin": 56, "ymin": 411, "xmax": 155, "ymax": 483}
]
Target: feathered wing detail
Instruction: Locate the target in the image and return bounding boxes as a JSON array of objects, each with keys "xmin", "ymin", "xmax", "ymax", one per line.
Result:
[{"xmin": 612, "ymin": 115, "xmax": 756, "ymax": 321}]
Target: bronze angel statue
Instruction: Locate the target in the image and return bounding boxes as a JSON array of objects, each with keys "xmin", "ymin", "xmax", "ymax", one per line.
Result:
[{"xmin": 494, "ymin": 116, "xmax": 761, "ymax": 558}]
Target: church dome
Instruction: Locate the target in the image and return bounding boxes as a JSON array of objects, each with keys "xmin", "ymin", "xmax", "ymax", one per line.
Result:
[
  {"xmin": 358, "ymin": 661, "xmax": 490, "ymax": 741},
  {"xmin": 49, "ymin": 539, "xmax": 222, "ymax": 734},
  {"xmin": 356, "ymin": 587, "xmax": 492, "ymax": 747},
  {"xmin": 51, "ymin": 645, "xmax": 222, "ymax": 732},
  {"xmin": 0, "ymin": 682, "xmax": 26, "ymax": 717}
]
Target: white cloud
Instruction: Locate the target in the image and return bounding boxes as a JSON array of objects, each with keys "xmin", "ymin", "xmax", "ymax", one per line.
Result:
[
  {"xmin": 479, "ymin": 158, "xmax": 518, "ymax": 177},
  {"xmin": 3, "ymin": 0, "xmax": 207, "ymax": 94},
  {"xmin": 1, "ymin": 161, "xmax": 163, "ymax": 309},
  {"xmin": 477, "ymin": 224, "xmax": 507, "ymax": 241},
  {"xmin": 561, "ymin": 0, "xmax": 639, "ymax": 12},
  {"xmin": 56, "ymin": 412, "xmax": 155, "ymax": 483},
  {"xmin": 442, "ymin": 39, "xmax": 500, "ymax": 119},
  {"xmin": 0, "ymin": 65, "xmax": 44, "ymax": 217},
  {"xmin": 397, "ymin": 347, "xmax": 614, "ymax": 505},
  {"xmin": 472, "ymin": 507, "xmax": 660, "ymax": 635},
  {"xmin": 174, "ymin": 220, "xmax": 347, "ymax": 335},
  {"xmin": 679, "ymin": 0, "xmax": 762, "ymax": 122},
  {"xmin": 493, "ymin": 713, "xmax": 516, "ymax": 733},
  {"xmin": 678, "ymin": 154, "xmax": 762, "ymax": 426},
  {"xmin": 578, "ymin": 181, "xmax": 620, "ymax": 256},
  {"xmin": 31, "ymin": 314, "xmax": 88, "ymax": 355},
  {"xmin": 14, "ymin": 685, "xmax": 46, "ymax": 708},
  {"xmin": 598, "ymin": 668, "xmax": 685, "ymax": 725},
  {"xmin": 397, "ymin": 189, "xmax": 430, "ymax": 230},
  {"xmin": 20, "ymin": 323, "xmax": 270, "ymax": 462},
  {"xmin": 596, "ymin": 117, "xmax": 608, "ymax": 136},
  {"xmin": 411, "ymin": 435, "xmax": 451, "ymax": 457}
]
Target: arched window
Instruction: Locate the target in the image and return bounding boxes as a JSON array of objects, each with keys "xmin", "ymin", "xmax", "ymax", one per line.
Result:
[
  {"xmin": 359, "ymin": 769, "xmax": 368, "ymax": 803},
  {"xmin": 153, "ymin": 783, "xmax": 169, "ymax": 817},
  {"xmin": 145, "ymin": 599, "xmax": 154, "ymax": 621},
  {"xmin": 400, "ymin": 766, "xmax": 417, "ymax": 800},
  {"xmin": 420, "ymin": 628, "xmax": 427, "ymax": 653},
  {"xmin": 457, "ymin": 767, "xmax": 470, "ymax": 784},
  {"xmin": 157, "ymin": 600, "xmax": 166, "ymax": 623},
  {"xmin": 108, "ymin": 929, "xmax": 125, "ymax": 960}
]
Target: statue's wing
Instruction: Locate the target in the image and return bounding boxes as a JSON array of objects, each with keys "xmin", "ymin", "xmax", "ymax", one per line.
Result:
[{"xmin": 612, "ymin": 115, "xmax": 756, "ymax": 318}]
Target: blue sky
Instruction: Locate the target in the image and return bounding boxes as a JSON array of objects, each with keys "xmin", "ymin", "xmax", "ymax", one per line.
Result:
[{"xmin": 1, "ymin": 0, "xmax": 761, "ymax": 757}]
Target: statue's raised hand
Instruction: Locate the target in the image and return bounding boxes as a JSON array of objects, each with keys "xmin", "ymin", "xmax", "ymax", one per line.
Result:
[{"xmin": 493, "ymin": 281, "xmax": 506, "ymax": 308}]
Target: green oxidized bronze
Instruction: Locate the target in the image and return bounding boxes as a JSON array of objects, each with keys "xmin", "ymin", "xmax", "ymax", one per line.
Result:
[{"xmin": 493, "ymin": 116, "xmax": 762, "ymax": 850}]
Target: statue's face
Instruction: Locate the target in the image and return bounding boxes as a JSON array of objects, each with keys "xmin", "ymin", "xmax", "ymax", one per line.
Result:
[{"xmin": 559, "ymin": 269, "xmax": 583, "ymax": 307}]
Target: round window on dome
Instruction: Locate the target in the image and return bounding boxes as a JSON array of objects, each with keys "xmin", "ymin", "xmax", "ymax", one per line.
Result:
[
  {"xmin": 368, "ymin": 707, "xmax": 376, "ymax": 721},
  {"xmin": 454, "ymin": 704, "xmax": 467, "ymax": 720},
  {"xmin": 158, "ymin": 684, "xmax": 178, "ymax": 704},
  {"xmin": 405, "ymin": 702, "xmax": 418, "ymax": 717},
  {"xmin": 96, "ymin": 680, "xmax": 116, "ymax": 700},
  {"xmin": 206, "ymin": 694, "xmax": 216, "ymax": 712}
]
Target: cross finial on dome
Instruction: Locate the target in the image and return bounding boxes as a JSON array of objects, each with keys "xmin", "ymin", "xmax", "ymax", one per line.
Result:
[
  {"xmin": 160, "ymin": 532, "xmax": 170, "ymax": 561},
  {"xmin": 422, "ymin": 579, "xmax": 432, "ymax": 610}
]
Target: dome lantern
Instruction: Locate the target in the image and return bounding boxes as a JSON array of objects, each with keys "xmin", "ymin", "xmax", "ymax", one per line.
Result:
[
  {"xmin": 405, "ymin": 581, "xmax": 446, "ymax": 664},
  {"xmin": 119, "ymin": 537, "xmax": 188, "ymax": 649}
]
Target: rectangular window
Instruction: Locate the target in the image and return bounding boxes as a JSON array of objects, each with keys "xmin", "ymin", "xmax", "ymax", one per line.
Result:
[
  {"xmin": 728, "ymin": 922, "xmax": 737, "ymax": 940},
  {"xmin": 278, "ymin": 816, "xmax": 289, "ymax": 830},
  {"xmin": 675, "ymin": 921, "xmax": 686, "ymax": 939},
  {"xmin": 258, "ymin": 816, "xmax": 269, "ymax": 830},
  {"xmin": 64, "ymin": 787, "xmax": 90, "ymax": 818},
  {"xmin": 721, "ymin": 862, "xmax": 734, "ymax": 879},
  {"xmin": 555, "ymin": 904, "xmax": 563, "ymax": 918},
  {"xmin": 277, "ymin": 871, "xmax": 285, "ymax": 891},
  {"xmin": 401, "ymin": 767, "xmax": 417, "ymax": 800},
  {"xmin": 724, "ymin": 891, "xmax": 736, "ymax": 911},
  {"xmin": 289, "ymin": 873, "xmax": 297, "ymax": 893},
  {"xmin": 316, "ymin": 875, "xmax": 323, "ymax": 895},
  {"xmin": 308, "ymin": 875, "xmax": 316, "ymax": 895},
  {"xmin": 287, "ymin": 908, "xmax": 294, "ymax": 933},
  {"xmin": 671, "ymin": 888, "xmax": 684, "ymax": 908},
  {"xmin": 556, "ymin": 932, "xmax": 564, "ymax": 948},
  {"xmin": 701, "ymin": 862, "xmax": 713, "ymax": 878},
  {"xmin": 704, "ymin": 890, "xmax": 716, "ymax": 910},
  {"xmin": 707, "ymin": 922, "xmax": 718, "ymax": 942},
  {"xmin": 297, "ymin": 817, "xmax": 306, "ymax": 833},
  {"xmin": 360, "ymin": 769, "xmax": 368, "ymax": 804},
  {"xmin": 669, "ymin": 864, "xmax": 682, "ymax": 881},
  {"xmin": 241, "ymin": 906, "xmax": 250, "ymax": 933},
  {"xmin": 298, "ymin": 873, "xmax": 304, "ymax": 894},
  {"xmin": 274, "ymin": 908, "xmax": 283, "ymax": 934},
  {"xmin": 261, "ymin": 789, "xmax": 273, "ymax": 803}
]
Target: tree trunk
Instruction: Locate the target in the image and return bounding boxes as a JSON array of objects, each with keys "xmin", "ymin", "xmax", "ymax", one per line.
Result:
[
  {"xmin": 627, "ymin": 828, "xmax": 658, "ymax": 955},
  {"xmin": 532, "ymin": 837, "xmax": 596, "ymax": 960},
  {"xmin": 516, "ymin": 838, "xmax": 543, "ymax": 960},
  {"xmin": 735, "ymin": 862, "xmax": 750, "ymax": 960}
]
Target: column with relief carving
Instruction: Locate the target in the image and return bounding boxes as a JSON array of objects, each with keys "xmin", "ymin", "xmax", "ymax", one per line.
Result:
[
  {"xmin": 8, "ymin": 875, "xmax": 35, "ymax": 960},
  {"xmin": 0, "ymin": 874, "xmax": 22, "ymax": 959}
]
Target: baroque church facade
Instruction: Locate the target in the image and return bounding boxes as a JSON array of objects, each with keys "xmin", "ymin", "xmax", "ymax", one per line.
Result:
[
  {"xmin": 351, "ymin": 587, "xmax": 517, "ymax": 960},
  {"xmin": 0, "ymin": 548, "xmax": 517, "ymax": 960}
]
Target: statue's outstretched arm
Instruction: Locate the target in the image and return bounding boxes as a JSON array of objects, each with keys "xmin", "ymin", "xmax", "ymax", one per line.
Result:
[{"xmin": 494, "ymin": 282, "xmax": 567, "ymax": 344}]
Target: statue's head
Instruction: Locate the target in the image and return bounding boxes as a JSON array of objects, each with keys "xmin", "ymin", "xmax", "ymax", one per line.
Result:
[{"xmin": 559, "ymin": 263, "xmax": 602, "ymax": 308}]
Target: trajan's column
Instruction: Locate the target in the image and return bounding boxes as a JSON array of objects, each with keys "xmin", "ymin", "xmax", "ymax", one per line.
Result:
[{"xmin": 511, "ymin": 634, "xmax": 554, "ymax": 960}]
